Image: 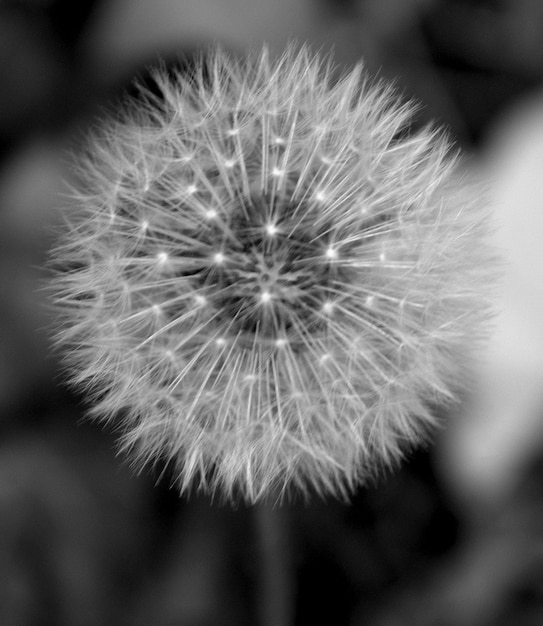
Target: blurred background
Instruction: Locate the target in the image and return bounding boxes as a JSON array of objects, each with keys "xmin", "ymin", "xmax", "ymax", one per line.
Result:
[{"xmin": 2, "ymin": 0, "xmax": 543, "ymax": 624}]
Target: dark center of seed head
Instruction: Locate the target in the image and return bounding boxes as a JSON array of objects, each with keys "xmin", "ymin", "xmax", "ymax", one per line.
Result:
[{"xmin": 193, "ymin": 194, "xmax": 339, "ymax": 340}]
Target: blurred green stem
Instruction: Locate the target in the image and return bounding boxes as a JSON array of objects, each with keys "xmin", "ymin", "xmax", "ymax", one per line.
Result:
[{"xmin": 254, "ymin": 503, "xmax": 294, "ymax": 626}]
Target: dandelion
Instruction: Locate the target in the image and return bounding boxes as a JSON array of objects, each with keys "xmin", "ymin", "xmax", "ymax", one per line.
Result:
[{"xmin": 49, "ymin": 46, "xmax": 491, "ymax": 502}]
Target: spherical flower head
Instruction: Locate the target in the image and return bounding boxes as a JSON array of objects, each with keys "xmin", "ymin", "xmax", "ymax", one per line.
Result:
[{"xmin": 49, "ymin": 46, "xmax": 492, "ymax": 502}]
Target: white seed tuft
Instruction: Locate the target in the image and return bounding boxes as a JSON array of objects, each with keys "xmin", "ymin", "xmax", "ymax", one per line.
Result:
[
  {"xmin": 48, "ymin": 45, "xmax": 494, "ymax": 503},
  {"xmin": 325, "ymin": 246, "xmax": 338, "ymax": 260}
]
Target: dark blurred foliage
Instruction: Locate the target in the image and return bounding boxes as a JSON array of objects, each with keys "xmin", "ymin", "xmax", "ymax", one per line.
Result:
[
  {"xmin": 422, "ymin": 0, "xmax": 543, "ymax": 142},
  {"xmin": 0, "ymin": 0, "xmax": 95, "ymax": 160},
  {"xmin": 1, "ymin": 1, "xmax": 543, "ymax": 624}
]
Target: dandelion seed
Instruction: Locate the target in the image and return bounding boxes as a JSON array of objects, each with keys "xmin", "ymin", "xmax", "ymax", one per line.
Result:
[
  {"xmin": 48, "ymin": 45, "xmax": 493, "ymax": 502},
  {"xmin": 325, "ymin": 246, "xmax": 338, "ymax": 260},
  {"xmin": 156, "ymin": 251, "xmax": 168, "ymax": 265}
]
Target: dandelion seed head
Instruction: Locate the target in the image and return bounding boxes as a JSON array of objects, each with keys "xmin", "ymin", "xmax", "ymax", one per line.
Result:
[{"xmin": 49, "ymin": 45, "xmax": 493, "ymax": 503}]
